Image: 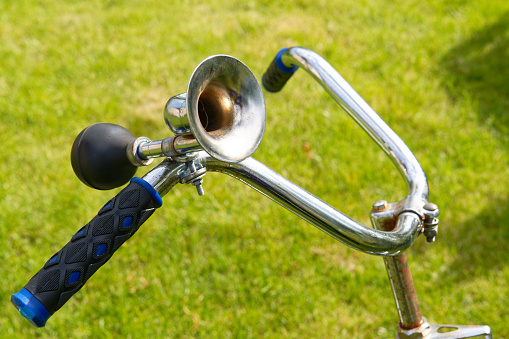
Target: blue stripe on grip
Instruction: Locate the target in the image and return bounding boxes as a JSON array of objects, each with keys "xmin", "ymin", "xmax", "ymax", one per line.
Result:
[{"xmin": 130, "ymin": 177, "xmax": 163, "ymax": 208}]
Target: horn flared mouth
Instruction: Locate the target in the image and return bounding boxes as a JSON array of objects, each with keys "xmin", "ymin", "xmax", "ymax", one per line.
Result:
[{"xmin": 187, "ymin": 55, "xmax": 266, "ymax": 163}]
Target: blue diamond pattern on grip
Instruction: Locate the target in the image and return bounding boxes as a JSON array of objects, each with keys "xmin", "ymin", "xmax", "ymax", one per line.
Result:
[
  {"xmin": 71, "ymin": 224, "xmax": 88, "ymax": 242},
  {"xmin": 68, "ymin": 272, "xmax": 80, "ymax": 284},
  {"xmin": 122, "ymin": 216, "xmax": 133, "ymax": 228},
  {"xmin": 98, "ymin": 199, "xmax": 115, "ymax": 215},
  {"xmin": 44, "ymin": 252, "xmax": 61, "ymax": 269},
  {"xmin": 96, "ymin": 243, "xmax": 107, "ymax": 256}
]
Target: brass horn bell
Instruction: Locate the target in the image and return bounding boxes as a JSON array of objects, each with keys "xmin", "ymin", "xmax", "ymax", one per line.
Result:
[{"xmin": 163, "ymin": 55, "xmax": 266, "ymax": 163}]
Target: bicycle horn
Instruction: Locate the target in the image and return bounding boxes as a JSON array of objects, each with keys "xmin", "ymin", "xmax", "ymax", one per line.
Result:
[
  {"xmin": 70, "ymin": 55, "xmax": 266, "ymax": 190},
  {"xmin": 161, "ymin": 55, "xmax": 266, "ymax": 163}
]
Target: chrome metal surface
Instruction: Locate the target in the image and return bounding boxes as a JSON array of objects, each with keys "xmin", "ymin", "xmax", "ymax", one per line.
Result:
[
  {"xmin": 132, "ymin": 51, "xmax": 492, "ymax": 336},
  {"xmin": 206, "ymin": 156, "xmax": 421, "ymax": 255},
  {"xmin": 171, "ymin": 151, "xmax": 201, "ymax": 163},
  {"xmin": 428, "ymin": 323, "xmax": 492, "ymax": 339},
  {"xmin": 141, "ymin": 159, "xmax": 186, "ymax": 197},
  {"xmin": 185, "ymin": 55, "xmax": 266, "ymax": 163},
  {"xmin": 137, "ymin": 152, "xmax": 209, "ymax": 198},
  {"xmin": 131, "ymin": 51, "xmax": 492, "ymax": 337},
  {"xmin": 164, "ymin": 93, "xmax": 190, "ymax": 135},
  {"xmin": 138, "ymin": 139, "xmax": 167, "ymax": 159},
  {"xmin": 192, "ymin": 179, "xmax": 204, "ymax": 196},
  {"xmin": 137, "ymin": 136, "xmax": 202, "ymax": 160},
  {"xmin": 423, "ymin": 221, "xmax": 439, "ymax": 243},
  {"xmin": 423, "ymin": 203, "xmax": 440, "ymax": 242},
  {"xmin": 179, "ymin": 161, "xmax": 206, "ymax": 185},
  {"xmin": 370, "ymin": 199, "xmax": 409, "ymax": 232},
  {"xmin": 172, "ymin": 136, "xmax": 201, "ymax": 154},
  {"xmin": 280, "ymin": 47, "xmax": 429, "ymax": 215},
  {"xmin": 127, "ymin": 136, "xmax": 154, "ymax": 166},
  {"xmin": 395, "ymin": 318, "xmax": 492, "ymax": 339},
  {"xmin": 423, "ymin": 203, "xmax": 439, "ymax": 219}
]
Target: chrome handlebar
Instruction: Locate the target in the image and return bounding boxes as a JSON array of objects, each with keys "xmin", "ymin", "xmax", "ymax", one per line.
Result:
[
  {"xmin": 281, "ymin": 47, "xmax": 429, "ymax": 204},
  {"xmin": 142, "ymin": 47, "xmax": 431, "ymax": 256}
]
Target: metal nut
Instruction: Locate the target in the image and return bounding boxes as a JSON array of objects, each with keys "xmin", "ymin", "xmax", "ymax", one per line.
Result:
[
  {"xmin": 423, "ymin": 225, "xmax": 438, "ymax": 243},
  {"xmin": 372, "ymin": 200, "xmax": 388, "ymax": 211}
]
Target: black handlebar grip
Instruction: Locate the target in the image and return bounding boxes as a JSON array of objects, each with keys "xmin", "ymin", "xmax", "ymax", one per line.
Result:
[
  {"xmin": 11, "ymin": 177, "xmax": 163, "ymax": 327},
  {"xmin": 261, "ymin": 47, "xmax": 299, "ymax": 93}
]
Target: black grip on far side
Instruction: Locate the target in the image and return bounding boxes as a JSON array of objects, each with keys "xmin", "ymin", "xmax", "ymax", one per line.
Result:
[
  {"xmin": 261, "ymin": 48, "xmax": 298, "ymax": 93},
  {"xmin": 22, "ymin": 179, "xmax": 161, "ymax": 319}
]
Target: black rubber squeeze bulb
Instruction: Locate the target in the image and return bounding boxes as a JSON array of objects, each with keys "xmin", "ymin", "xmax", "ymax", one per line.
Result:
[{"xmin": 70, "ymin": 123, "xmax": 138, "ymax": 190}]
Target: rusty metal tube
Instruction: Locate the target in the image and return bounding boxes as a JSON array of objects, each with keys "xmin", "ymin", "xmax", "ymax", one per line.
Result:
[{"xmin": 383, "ymin": 254, "xmax": 423, "ymax": 329}]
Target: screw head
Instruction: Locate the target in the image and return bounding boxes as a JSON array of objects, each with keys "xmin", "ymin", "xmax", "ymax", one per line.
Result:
[{"xmin": 372, "ymin": 200, "xmax": 388, "ymax": 211}]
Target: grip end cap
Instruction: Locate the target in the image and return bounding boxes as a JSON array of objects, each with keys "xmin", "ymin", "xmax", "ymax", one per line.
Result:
[
  {"xmin": 275, "ymin": 47, "xmax": 298, "ymax": 74},
  {"xmin": 11, "ymin": 288, "xmax": 51, "ymax": 327}
]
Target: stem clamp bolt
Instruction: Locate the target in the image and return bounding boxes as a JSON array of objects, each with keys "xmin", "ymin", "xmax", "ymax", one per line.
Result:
[
  {"xmin": 422, "ymin": 202, "xmax": 439, "ymax": 243},
  {"xmin": 192, "ymin": 179, "xmax": 204, "ymax": 196},
  {"xmin": 372, "ymin": 200, "xmax": 388, "ymax": 211},
  {"xmin": 180, "ymin": 161, "xmax": 206, "ymax": 196}
]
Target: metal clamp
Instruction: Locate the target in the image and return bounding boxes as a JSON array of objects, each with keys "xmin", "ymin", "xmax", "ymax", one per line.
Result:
[
  {"xmin": 422, "ymin": 203, "xmax": 440, "ymax": 243},
  {"xmin": 179, "ymin": 159, "xmax": 206, "ymax": 196}
]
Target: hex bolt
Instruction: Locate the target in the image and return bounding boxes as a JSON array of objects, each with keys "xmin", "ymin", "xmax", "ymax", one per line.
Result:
[
  {"xmin": 423, "ymin": 226, "xmax": 438, "ymax": 243},
  {"xmin": 422, "ymin": 202, "xmax": 439, "ymax": 243},
  {"xmin": 372, "ymin": 200, "xmax": 388, "ymax": 211},
  {"xmin": 423, "ymin": 202, "xmax": 439, "ymax": 221}
]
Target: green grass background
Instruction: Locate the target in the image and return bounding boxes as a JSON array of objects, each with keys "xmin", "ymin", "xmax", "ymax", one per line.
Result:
[{"xmin": 1, "ymin": 0, "xmax": 508, "ymax": 337}]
